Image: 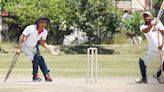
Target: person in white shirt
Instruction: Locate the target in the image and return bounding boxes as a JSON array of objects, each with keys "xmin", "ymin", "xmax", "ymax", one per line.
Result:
[
  {"xmin": 122, "ymin": 10, "xmax": 132, "ymax": 20},
  {"xmin": 135, "ymin": 11, "xmax": 164, "ymax": 83},
  {"xmin": 16, "ymin": 16, "xmax": 52, "ymax": 82}
]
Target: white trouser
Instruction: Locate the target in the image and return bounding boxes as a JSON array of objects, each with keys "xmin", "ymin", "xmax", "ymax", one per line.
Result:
[
  {"xmin": 141, "ymin": 50, "xmax": 164, "ymax": 65},
  {"xmin": 22, "ymin": 44, "xmax": 37, "ymax": 61}
]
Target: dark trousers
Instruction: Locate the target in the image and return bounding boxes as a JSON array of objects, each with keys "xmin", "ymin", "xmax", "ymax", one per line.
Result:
[
  {"xmin": 139, "ymin": 58, "xmax": 147, "ymax": 80},
  {"xmin": 32, "ymin": 54, "xmax": 48, "ymax": 77}
]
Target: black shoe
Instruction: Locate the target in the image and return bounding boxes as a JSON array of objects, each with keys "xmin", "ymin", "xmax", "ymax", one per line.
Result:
[
  {"xmin": 45, "ymin": 74, "xmax": 52, "ymax": 82},
  {"xmin": 135, "ymin": 78, "xmax": 147, "ymax": 83},
  {"xmin": 153, "ymin": 74, "xmax": 161, "ymax": 83},
  {"xmin": 33, "ymin": 75, "xmax": 42, "ymax": 82}
]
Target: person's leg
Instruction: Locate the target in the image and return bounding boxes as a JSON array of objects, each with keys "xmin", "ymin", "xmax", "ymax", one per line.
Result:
[
  {"xmin": 136, "ymin": 51, "xmax": 153, "ymax": 83},
  {"xmin": 136, "ymin": 58, "xmax": 147, "ymax": 83},
  {"xmin": 22, "ymin": 45, "xmax": 41, "ymax": 81},
  {"xmin": 32, "ymin": 60, "xmax": 39, "ymax": 76},
  {"xmin": 157, "ymin": 51, "xmax": 164, "ymax": 76},
  {"xmin": 32, "ymin": 54, "xmax": 42, "ymax": 81},
  {"xmin": 139, "ymin": 58, "xmax": 147, "ymax": 80},
  {"xmin": 153, "ymin": 51, "xmax": 164, "ymax": 83},
  {"xmin": 154, "ymin": 61, "xmax": 163, "ymax": 78},
  {"xmin": 35, "ymin": 54, "xmax": 52, "ymax": 81},
  {"xmin": 156, "ymin": 68, "xmax": 161, "ymax": 77},
  {"xmin": 153, "ymin": 62, "xmax": 164, "ymax": 83}
]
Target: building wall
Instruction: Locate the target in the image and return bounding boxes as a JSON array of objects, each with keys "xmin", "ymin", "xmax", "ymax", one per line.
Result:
[
  {"xmin": 114, "ymin": 0, "xmax": 132, "ymax": 10},
  {"xmin": 114, "ymin": 0, "xmax": 151, "ymax": 11},
  {"xmin": 132, "ymin": 0, "xmax": 145, "ymax": 11}
]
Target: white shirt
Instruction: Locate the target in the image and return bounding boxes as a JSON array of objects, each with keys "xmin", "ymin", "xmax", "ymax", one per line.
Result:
[
  {"xmin": 140, "ymin": 21, "xmax": 164, "ymax": 51},
  {"xmin": 23, "ymin": 25, "xmax": 48, "ymax": 47},
  {"xmin": 122, "ymin": 13, "xmax": 131, "ymax": 20}
]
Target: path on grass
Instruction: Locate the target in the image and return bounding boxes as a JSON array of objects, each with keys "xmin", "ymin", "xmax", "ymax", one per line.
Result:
[{"xmin": 0, "ymin": 75, "xmax": 164, "ymax": 92}]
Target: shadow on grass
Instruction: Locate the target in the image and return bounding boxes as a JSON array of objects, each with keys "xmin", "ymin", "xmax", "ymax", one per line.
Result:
[
  {"xmin": 62, "ymin": 46, "xmax": 115, "ymax": 54},
  {"xmin": 0, "ymin": 48, "xmax": 8, "ymax": 54}
]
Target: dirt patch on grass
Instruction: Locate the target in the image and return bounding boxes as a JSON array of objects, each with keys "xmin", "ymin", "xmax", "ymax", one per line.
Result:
[{"xmin": 0, "ymin": 75, "xmax": 164, "ymax": 92}]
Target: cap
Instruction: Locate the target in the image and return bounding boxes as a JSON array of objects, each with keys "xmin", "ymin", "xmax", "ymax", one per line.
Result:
[
  {"xmin": 143, "ymin": 11, "xmax": 152, "ymax": 16},
  {"xmin": 34, "ymin": 16, "xmax": 50, "ymax": 24}
]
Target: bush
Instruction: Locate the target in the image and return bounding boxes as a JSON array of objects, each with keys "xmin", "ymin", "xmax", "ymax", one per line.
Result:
[
  {"xmin": 111, "ymin": 32, "xmax": 127, "ymax": 44},
  {"xmin": 122, "ymin": 11, "xmax": 143, "ymax": 36}
]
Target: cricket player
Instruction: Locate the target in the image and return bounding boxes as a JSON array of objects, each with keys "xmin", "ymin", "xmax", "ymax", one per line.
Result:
[
  {"xmin": 135, "ymin": 11, "xmax": 164, "ymax": 83},
  {"xmin": 16, "ymin": 16, "xmax": 52, "ymax": 82}
]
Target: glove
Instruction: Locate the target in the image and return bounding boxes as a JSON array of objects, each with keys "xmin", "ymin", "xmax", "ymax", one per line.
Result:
[
  {"xmin": 47, "ymin": 45, "xmax": 60, "ymax": 55},
  {"xmin": 151, "ymin": 18, "xmax": 159, "ymax": 25}
]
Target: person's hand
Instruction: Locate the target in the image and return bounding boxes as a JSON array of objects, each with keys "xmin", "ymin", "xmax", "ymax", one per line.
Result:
[
  {"xmin": 16, "ymin": 48, "xmax": 21, "ymax": 54},
  {"xmin": 151, "ymin": 18, "xmax": 159, "ymax": 25},
  {"xmin": 47, "ymin": 45, "xmax": 60, "ymax": 55},
  {"xmin": 158, "ymin": 44, "xmax": 163, "ymax": 50}
]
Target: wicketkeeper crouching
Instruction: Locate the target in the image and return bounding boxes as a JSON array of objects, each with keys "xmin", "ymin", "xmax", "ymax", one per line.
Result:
[{"xmin": 16, "ymin": 16, "xmax": 53, "ymax": 82}]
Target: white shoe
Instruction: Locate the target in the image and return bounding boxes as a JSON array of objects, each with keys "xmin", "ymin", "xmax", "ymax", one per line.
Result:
[
  {"xmin": 135, "ymin": 78, "xmax": 147, "ymax": 83},
  {"xmin": 153, "ymin": 74, "xmax": 161, "ymax": 83}
]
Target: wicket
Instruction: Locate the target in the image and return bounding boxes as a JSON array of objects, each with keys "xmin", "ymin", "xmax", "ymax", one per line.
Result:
[{"xmin": 87, "ymin": 47, "xmax": 98, "ymax": 83}]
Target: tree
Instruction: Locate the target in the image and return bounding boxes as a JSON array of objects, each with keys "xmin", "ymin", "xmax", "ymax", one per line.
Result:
[
  {"xmin": 3, "ymin": 0, "xmax": 68, "ymax": 43},
  {"xmin": 4, "ymin": 0, "xmax": 67, "ymax": 27},
  {"xmin": 0, "ymin": 0, "xmax": 10, "ymax": 42},
  {"xmin": 122, "ymin": 12, "xmax": 142, "ymax": 36},
  {"xmin": 3, "ymin": 0, "xmax": 122, "ymax": 45},
  {"xmin": 65, "ymin": 0, "xmax": 121, "ymax": 45}
]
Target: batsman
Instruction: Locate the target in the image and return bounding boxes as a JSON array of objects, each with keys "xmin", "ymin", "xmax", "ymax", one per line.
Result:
[
  {"xmin": 16, "ymin": 16, "xmax": 53, "ymax": 82},
  {"xmin": 135, "ymin": 11, "xmax": 164, "ymax": 83}
]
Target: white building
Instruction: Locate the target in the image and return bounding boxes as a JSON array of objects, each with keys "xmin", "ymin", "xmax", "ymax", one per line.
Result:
[{"xmin": 113, "ymin": 0, "xmax": 152, "ymax": 11}]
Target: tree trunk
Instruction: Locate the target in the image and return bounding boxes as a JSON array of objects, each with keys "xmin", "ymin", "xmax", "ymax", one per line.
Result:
[{"xmin": 96, "ymin": 28, "xmax": 101, "ymax": 44}]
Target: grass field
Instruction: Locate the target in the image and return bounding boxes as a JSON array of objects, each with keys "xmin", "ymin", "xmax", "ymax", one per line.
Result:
[
  {"xmin": 0, "ymin": 42, "xmax": 160, "ymax": 78},
  {"xmin": 0, "ymin": 42, "xmax": 163, "ymax": 92}
]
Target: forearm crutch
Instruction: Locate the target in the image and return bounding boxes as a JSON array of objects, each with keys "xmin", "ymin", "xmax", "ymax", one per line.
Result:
[{"xmin": 4, "ymin": 53, "xmax": 19, "ymax": 82}]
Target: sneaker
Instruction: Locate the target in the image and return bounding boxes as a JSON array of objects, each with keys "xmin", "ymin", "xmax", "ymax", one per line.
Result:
[
  {"xmin": 45, "ymin": 74, "xmax": 52, "ymax": 82},
  {"xmin": 135, "ymin": 78, "xmax": 147, "ymax": 83},
  {"xmin": 153, "ymin": 74, "xmax": 161, "ymax": 83},
  {"xmin": 33, "ymin": 75, "xmax": 42, "ymax": 82}
]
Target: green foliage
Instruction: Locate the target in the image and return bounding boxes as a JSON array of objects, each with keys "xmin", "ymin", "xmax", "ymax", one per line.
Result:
[
  {"xmin": 66, "ymin": 0, "xmax": 121, "ymax": 33},
  {"xmin": 122, "ymin": 12, "xmax": 143, "ymax": 36},
  {"xmin": 153, "ymin": 0, "xmax": 162, "ymax": 4},
  {"xmin": 65, "ymin": 0, "xmax": 121, "ymax": 45},
  {"xmin": 111, "ymin": 32, "xmax": 127, "ymax": 44},
  {"xmin": 4, "ymin": 0, "xmax": 67, "ymax": 27},
  {"xmin": 3, "ymin": 0, "xmax": 122, "ymax": 44}
]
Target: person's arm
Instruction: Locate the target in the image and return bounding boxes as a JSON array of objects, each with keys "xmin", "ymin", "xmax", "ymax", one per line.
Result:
[
  {"xmin": 141, "ymin": 18, "xmax": 159, "ymax": 33},
  {"xmin": 158, "ymin": 33, "xmax": 164, "ymax": 50},
  {"xmin": 141, "ymin": 24, "xmax": 154, "ymax": 33},
  {"xmin": 39, "ymin": 29, "xmax": 49, "ymax": 49},
  {"xmin": 39, "ymin": 39, "xmax": 49, "ymax": 49},
  {"xmin": 160, "ymin": 30, "xmax": 164, "ymax": 34},
  {"xmin": 16, "ymin": 25, "xmax": 31, "ymax": 54},
  {"xmin": 16, "ymin": 34, "xmax": 26, "ymax": 54},
  {"xmin": 158, "ymin": 21, "xmax": 164, "ymax": 50},
  {"xmin": 39, "ymin": 39, "xmax": 57, "ymax": 55}
]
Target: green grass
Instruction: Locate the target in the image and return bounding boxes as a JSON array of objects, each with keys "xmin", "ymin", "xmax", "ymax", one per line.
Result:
[{"xmin": 0, "ymin": 42, "xmax": 160, "ymax": 78}]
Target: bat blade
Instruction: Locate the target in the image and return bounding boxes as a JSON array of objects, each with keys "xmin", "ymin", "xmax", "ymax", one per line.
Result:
[{"xmin": 157, "ymin": 1, "xmax": 164, "ymax": 19}]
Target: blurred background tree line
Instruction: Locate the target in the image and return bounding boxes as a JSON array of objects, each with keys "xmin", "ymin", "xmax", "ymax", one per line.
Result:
[{"xmin": 0, "ymin": 0, "xmax": 163, "ymax": 45}]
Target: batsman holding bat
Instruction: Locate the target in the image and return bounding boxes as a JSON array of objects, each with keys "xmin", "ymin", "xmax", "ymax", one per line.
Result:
[
  {"xmin": 135, "ymin": 11, "xmax": 164, "ymax": 83},
  {"xmin": 16, "ymin": 16, "xmax": 53, "ymax": 82}
]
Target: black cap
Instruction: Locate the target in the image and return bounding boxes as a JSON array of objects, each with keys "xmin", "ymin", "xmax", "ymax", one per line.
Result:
[{"xmin": 34, "ymin": 16, "xmax": 50, "ymax": 24}]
